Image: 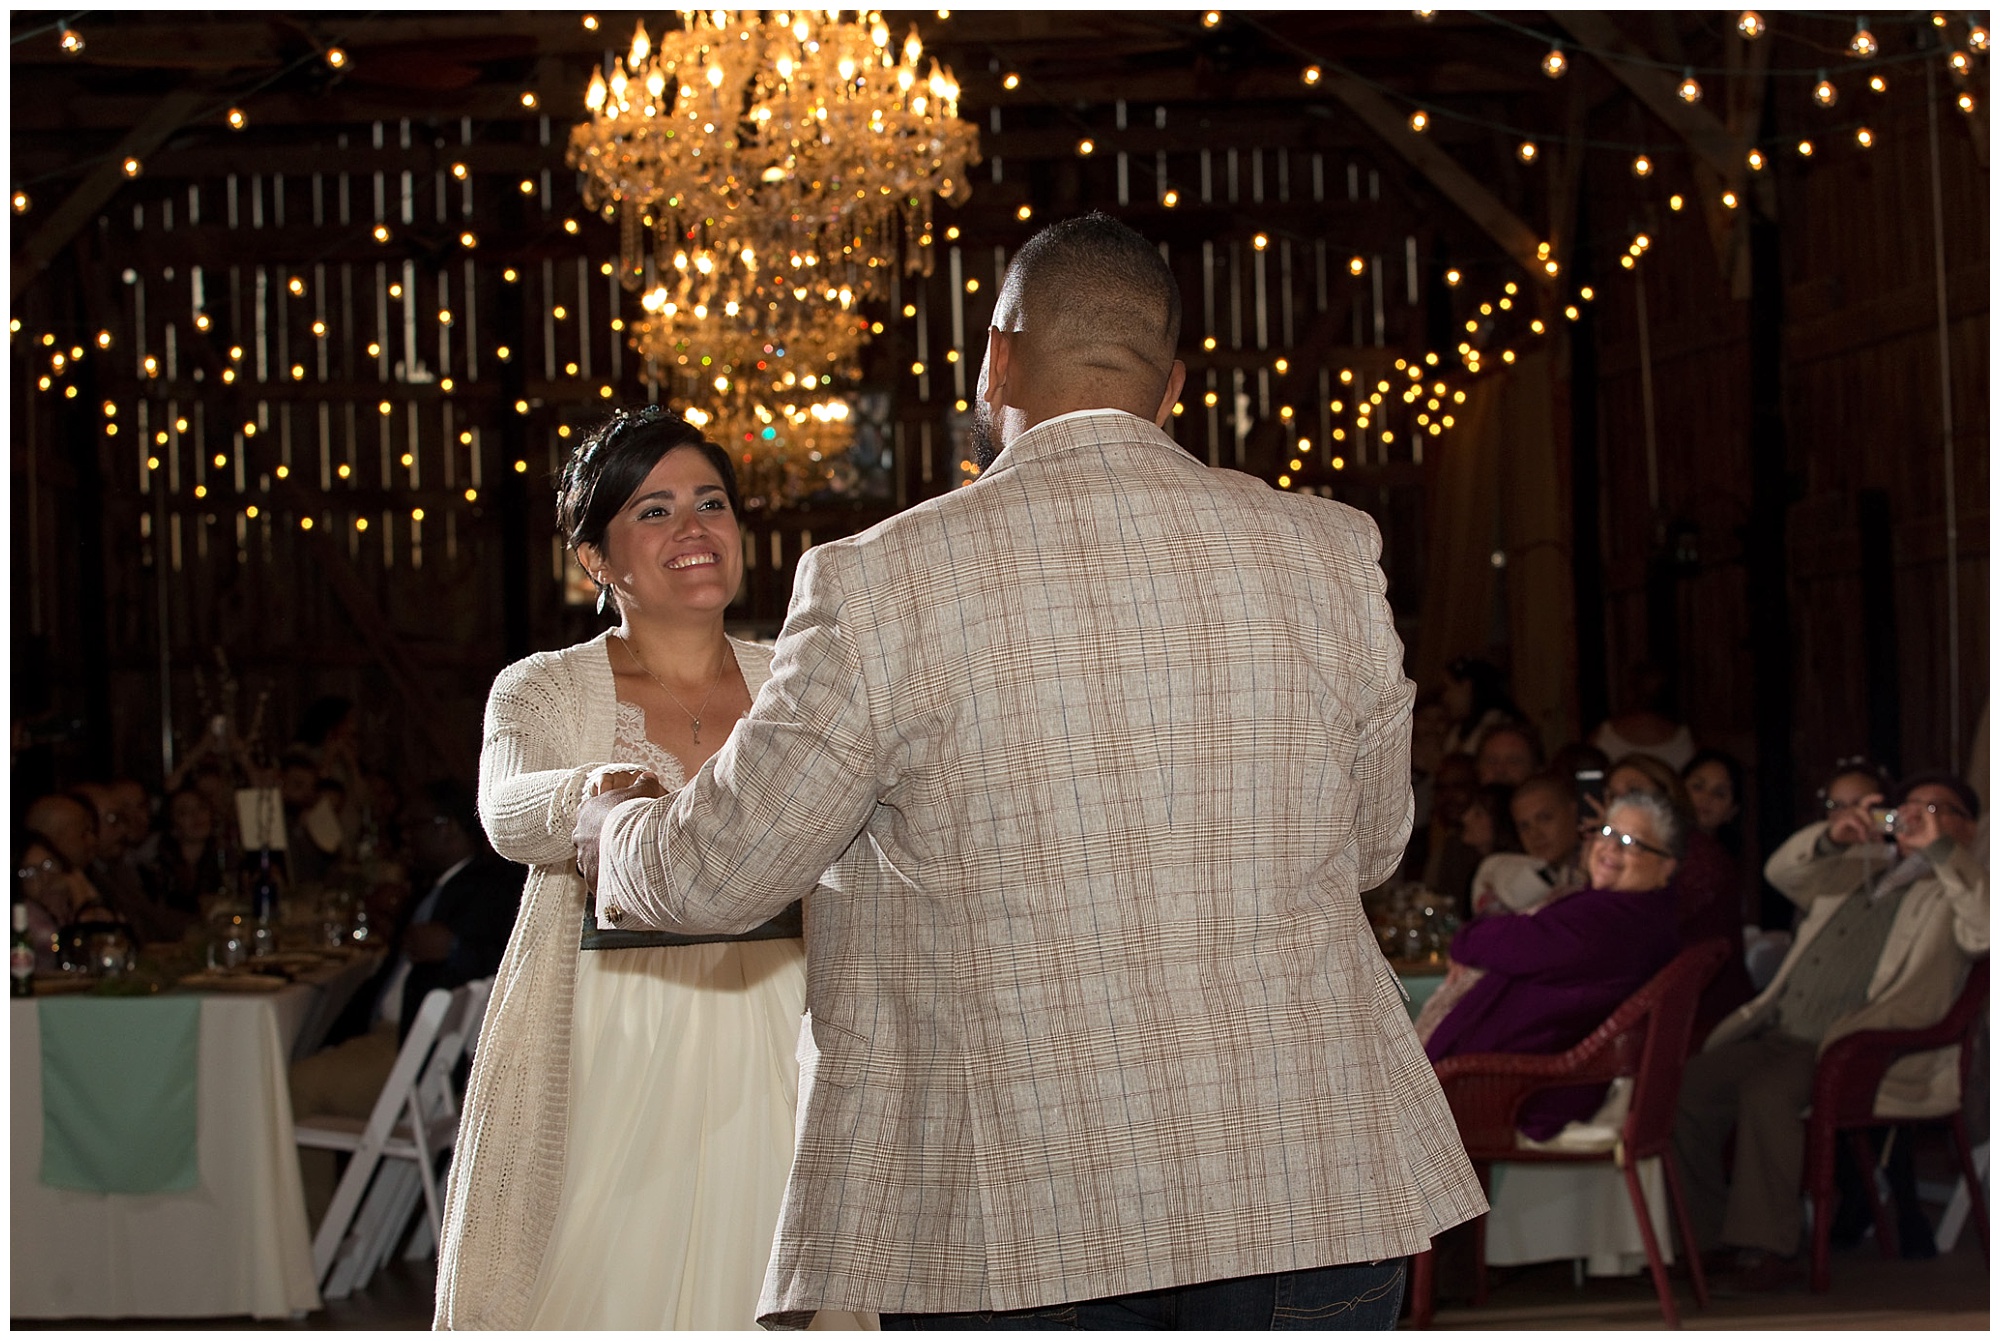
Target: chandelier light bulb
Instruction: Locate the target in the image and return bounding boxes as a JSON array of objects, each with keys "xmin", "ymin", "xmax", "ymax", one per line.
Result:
[
  {"xmin": 1631, "ymin": 153, "xmax": 1653, "ymax": 178},
  {"xmin": 1518, "ymin": 140, "xmax": 1538, "ymax": 162},
  {"xmin": 630, "ymin": 20, "xmax": 650, "ymax": 68},
  {"xmin": 1847, "ymin": 21, "xmax": 1877, "ymax": 59},
  {"xmin": 1677, "ymin": 69, "xmax": 1703, "ymax": 104},
  {"xmin": 1813, "ymin": 72, "xmax": 1837, "ymax": 107},
  {"xmin": 1542, "ymin": 46, "xmax": 1568, "ymax": 79},
  {"xmin": 1737, "ymin": 10, "xmax": 1765, "ymax": 40}
]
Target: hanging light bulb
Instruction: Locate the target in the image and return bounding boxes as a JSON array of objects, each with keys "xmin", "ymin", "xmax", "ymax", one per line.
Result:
[
  {"xmin": 1517, "ymin": 140, "xmax": 1538, "ymax": 162},
  {"xmin": 1542, "ymin": 45, "xmax": 1568, "ymax": 78},
  {"xmin": 1847, "ymin": 20, "xmax": 1877, "ymax": 59},
  {"xmin": 1813, "ymin": 72, "xmax": 1838, "ymax": 107},
  {"xmin": 1958, "ymin": 91, "xmax": 1977, "ymax": 114},
  {"xmin": 1797, "ymin": 139, "xmax": 1814, "ymax": 156},
  {"xmin": 1855, "ymin": 125, "xmax": 1875, "ymax": 148},
  {"xmin": 1948, "ymin": 49, "xmax": 1972, "ymax": 75},
  {"xmin": 1631, "ymin": 153, "xmax": 1654, "ymax": 177},
  {"xmin": 325, "ymin": 46, "xmax": 347, "ymax": 69},
  {"xmin": 58, "ymin": 27, "xmax": 84, "ymax": 55},
  {"xmin": 1677, "ymin": 69, "xmax": 1703, "ymax": 103},
  {"xmin": 226, "ymin": 107, "xmax": 247, "ymax": 130},
  {"xmin": 1302, "ymin": 65, "xmax": 1322, "ymax": 86},
  {"xmin": 1971, "ymin": 26, "xmax": 1990, "ymax": 52},
  {"xmin": 1721, "ymin": 189, "xmax": 1740, "ymax": 209},
  {"xmin": 1408, "ymin": 108, "xmax": 1430, "ymax": 132},
  {"xmin": 1737, "ymin": 10, "xmax": 1765, "ymax": 40},
  {"xmin": 1746, "ymin": 147, "xmax": 1766, "ymax": 171},
  {"xmin": 1869, "ymin": 74, "xmax": 1887, "ymax": 93}
]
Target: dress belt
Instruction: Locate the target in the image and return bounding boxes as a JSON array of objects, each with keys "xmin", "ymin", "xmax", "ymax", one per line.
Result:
[{"xmin": 579, "ymin": 899, "xmax": 802, "ymax": 951}]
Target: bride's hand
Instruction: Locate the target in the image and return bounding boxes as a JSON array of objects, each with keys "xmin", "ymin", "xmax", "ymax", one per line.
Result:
[
  {"xmin": 573, "ymin": 775, "xmax": 669, "ymax": 892},
  {"xmin": 584, "ymin": 765, "xmax": 659, "ymax": 799}
]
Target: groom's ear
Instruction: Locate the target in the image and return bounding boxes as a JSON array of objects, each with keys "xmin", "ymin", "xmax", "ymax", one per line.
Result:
[
  {"xmin": 983, "ymin": 327, "xmax": 1017, "ymax": 407},
  {"xmin": 1152, "ymin": 360, "xmax": 1187, "ymax": 428}
]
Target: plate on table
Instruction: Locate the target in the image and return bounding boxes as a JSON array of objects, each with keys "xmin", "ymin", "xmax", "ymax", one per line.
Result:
[
  {"xmin": 258, "ymin": 951, "xmax": 339, "ymax": 972},
  {"xmin": 178, "ymin": 970, "xmax": 290, "ymax": 993}
]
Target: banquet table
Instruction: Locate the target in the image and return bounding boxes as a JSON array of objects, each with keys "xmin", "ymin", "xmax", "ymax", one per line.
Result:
[{"xmin": 11, "ymin": 951, "xmax": 381, "ymax": 1321}]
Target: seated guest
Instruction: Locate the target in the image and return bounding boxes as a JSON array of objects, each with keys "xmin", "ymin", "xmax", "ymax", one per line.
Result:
[
  {"xmin": 1673, "ymin": 772, "xmax": 1987, "ymax": 1290},
  {"xmin": 1409, "ymin": 751, "xmax": 1483, "ymax": 914},
  {"xmin": 1685, "ymin": 746, "xmax": 1757, "ymax": 938},
  {"xmin": 1475, "ymin": 722, "xmax": 1542, "ymax": 789},
  {"xmin": 15, "ymin": 831, "xmax": 114, "ymax": 972},
  {"xmin": 151, "ymin": 785, "xmax": 230, "ymax": 916},
  {"xmin": 1423, "ymin": 792, "xmax": 1685, "ymax": 1140},
  {"xmin": 1609, "ymin": 753, "xmax": 1757, "ymax": 1042},
  {"xmin": 290, "ymin": 779, "xmax": 525, "ymax": 1224},
  {"xmin": 278, "ymin": 748, "xmax": 344, "ymax": 889},
  {"xmin": 1471, "ymin": 773, "xmax": 1587, "ymax": 917},
  {"xmin": 1441, "ymin": 655, "xmax": 1525, "ymax": 758},
  {"xmin": 78, "ymin": 781, "xmax": 193, "ymax": 945}
]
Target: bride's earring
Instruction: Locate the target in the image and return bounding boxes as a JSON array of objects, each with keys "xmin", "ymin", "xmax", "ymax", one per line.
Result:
[{"xmin": 596, "ymin": 574, "xmax": 611, "ymax": 615}]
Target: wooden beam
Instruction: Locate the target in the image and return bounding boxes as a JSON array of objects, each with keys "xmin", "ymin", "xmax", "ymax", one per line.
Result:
[
  {"xmin": 1549, "ymin": 12, "xmax": 1747, "ymax": 185},
  {"xmin": 1318, "ymin": 70, "xmax": 1544, "ymax": 279},
  {"xmin": 11, "ymin": 86, "xmax": 210, "ymax": 303}
]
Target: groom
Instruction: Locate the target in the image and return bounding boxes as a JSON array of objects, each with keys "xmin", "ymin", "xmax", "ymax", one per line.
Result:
[{"xmin": 578, "ymin": 213, "xmax": 1483, "ymax": 1328}]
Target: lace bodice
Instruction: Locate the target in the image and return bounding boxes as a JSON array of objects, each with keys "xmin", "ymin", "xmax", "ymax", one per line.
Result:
[{"xmin": 611, "ymin": 700, "xmax": 689, "ymax": 791}]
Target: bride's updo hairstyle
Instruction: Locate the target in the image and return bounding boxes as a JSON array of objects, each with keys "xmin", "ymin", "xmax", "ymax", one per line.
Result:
[{"xmin": 557, "ymin": 405, "xmax": 742, "ymax": 559}]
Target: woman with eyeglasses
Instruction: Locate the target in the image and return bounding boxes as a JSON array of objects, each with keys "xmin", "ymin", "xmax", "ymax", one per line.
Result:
[
  {"xmin": 434, "ymin": 408, "xmax": 864, "ymax": 1330},
  {"xmin": 1422, "ymin": 791, "xmax": 1686, "ymax": 1140}
]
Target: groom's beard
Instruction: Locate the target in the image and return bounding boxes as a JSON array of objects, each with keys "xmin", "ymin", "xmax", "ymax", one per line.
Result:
[{"xmin": 970, "ymin": 397, "xmax": 1002, "ymax": 471}]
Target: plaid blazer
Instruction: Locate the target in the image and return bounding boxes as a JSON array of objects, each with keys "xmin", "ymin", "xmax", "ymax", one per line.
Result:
[{"xmin": 598, "ymin": 408, "xmax": 1487, "ymax": 1320}]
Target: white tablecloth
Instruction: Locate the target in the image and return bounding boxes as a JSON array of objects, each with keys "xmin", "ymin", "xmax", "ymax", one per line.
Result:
[
  {"xmin": 1482, "ymin": 1157, "xmax": 1675, "ymax": 1277},
  {"xmin": 11, "ymin": 955, "xmax": 380, "ymax": 1321}
]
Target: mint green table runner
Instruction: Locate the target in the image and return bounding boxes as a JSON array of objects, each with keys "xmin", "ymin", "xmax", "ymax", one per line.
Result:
[
  {"xmin": 1401, "ymin": 972, "xmax": 1447, "ymax": 1021},
  {"xmin": 39, "ymin": 996, "xmax": 201, "ymax": 1194}
]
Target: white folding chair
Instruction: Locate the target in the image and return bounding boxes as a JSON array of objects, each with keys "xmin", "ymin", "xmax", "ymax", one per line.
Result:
[{"xmin": 294, "ymin": 976, "xmax": 493, "ymax": 1297}]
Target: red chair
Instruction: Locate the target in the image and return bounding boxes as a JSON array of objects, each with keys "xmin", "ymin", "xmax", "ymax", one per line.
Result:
[
  {"xmin": 1803, "ymin": 958, "xmax": 1989, "ymax": 1293},
  {"xmin": 1409, "ymin": 939, "xmax": 1728, "ymax": 1329}
]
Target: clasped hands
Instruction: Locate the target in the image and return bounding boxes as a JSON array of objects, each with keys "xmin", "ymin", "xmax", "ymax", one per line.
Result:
[{"xmin": 573, "ymin": 766, "xmax": 669, "ymax": 893}]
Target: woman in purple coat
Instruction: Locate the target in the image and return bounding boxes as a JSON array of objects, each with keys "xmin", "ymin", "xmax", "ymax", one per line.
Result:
[{"xmin": 1424, "ymin": 791, "xmax": 1684, "ymax": 1140}]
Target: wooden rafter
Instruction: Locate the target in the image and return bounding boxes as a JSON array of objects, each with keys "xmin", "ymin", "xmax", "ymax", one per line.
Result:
[
  {"xmin": 1318, "ymin": 70, "xmax": 1544, "ymax": 280},
  {"xmin": 11, "ymin": 85, "xmax": 210, "ymax": 303},
  {"xmin": 1550, "ymin": 12, "xmax": 1748, "ymax": 183}
]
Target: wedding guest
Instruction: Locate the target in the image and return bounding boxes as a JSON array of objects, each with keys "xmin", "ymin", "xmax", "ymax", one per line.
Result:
[
  {"xmin": 15, "ymin": 832, "xmax": 111, "ymax": 972},
  {"xmin": 1441, "ymin": 656, "xmax": 1524, "ymax": 758},
  {"xmin": 1607, "ymin": 753, "xmax": 1757, "ymax": 1043},
  {"xmin": 1675, "ymin": 772, "xmax": 1987, "ymax": 1290},
  {"xmin": 1469, "ymin": 774, "xmax": 1586, "ymax": 918},
  {"xmin": 78, "ymin": 781, "xmax": 192, "ymax": 944},
  {"xmin": 1475, "ymin": 721, "xmax": 1542, "ymax": 788},
  {"xmin": 1424, "ymin": 792, "xmax": 1684, "ymax": 1139},
  {"xmin": 150, "ymin": 785, "xmax": 228, "ymax": 916}
]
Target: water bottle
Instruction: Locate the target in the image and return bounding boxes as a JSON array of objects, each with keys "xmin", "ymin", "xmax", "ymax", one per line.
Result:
[{"xmin": 247, "ymin": 849, "xmax": 281, "ymax": 958}]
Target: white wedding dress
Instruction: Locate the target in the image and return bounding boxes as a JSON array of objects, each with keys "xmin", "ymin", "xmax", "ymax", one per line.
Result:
[{"xmin": 523, "ymin": 702, "xmax": 813, "ymax": 1329}]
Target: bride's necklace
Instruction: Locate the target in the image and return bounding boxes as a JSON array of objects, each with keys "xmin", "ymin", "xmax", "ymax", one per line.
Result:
[{"xmin": 619, "ymin": 633, "xmax": 728, "ymax": 744}]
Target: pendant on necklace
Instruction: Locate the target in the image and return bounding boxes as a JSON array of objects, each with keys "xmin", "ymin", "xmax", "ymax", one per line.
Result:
[{"xmin": 691, "ymin": 719, "xmax": 701, "ymax": 745}]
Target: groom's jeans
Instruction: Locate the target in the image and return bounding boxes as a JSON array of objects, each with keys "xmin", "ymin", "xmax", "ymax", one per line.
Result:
[{"xmin": 881, "ymin": 1258, "xmax": 1408, "ymax": 1330}]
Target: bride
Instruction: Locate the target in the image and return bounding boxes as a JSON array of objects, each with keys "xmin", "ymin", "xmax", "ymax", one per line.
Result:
[{"xmin": 434, "ymin": 406, "xmax": 860, "ymax": 1329}]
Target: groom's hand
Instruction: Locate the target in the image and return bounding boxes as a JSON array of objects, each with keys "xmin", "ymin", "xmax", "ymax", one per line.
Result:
[{"xmin": 573, "ymin": 776, "xmax": 668, "ymax": 893}]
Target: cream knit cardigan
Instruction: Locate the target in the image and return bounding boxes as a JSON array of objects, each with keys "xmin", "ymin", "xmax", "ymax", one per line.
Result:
[{"xmin": 433, "ymin": 629, "xmax": 775, "ymax": 1330}]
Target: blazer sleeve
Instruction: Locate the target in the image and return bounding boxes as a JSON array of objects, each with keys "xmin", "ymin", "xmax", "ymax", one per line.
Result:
[
  {"xmin": 1763, "ymin": 820, "xmax": 1880, "ymax": 910},
  {"xmin": 478, "ymin": 657, "xmax": 601, "ymax": 870},
  {"xmin": 1346, "ymin": 514, "xmax": 1416, "ymax": 892},
  {"xmin": 598, "ymin": 542, "xmax": 882, "ymax": 933}
]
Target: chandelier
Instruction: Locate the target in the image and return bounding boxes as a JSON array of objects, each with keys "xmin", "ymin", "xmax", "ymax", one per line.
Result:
[{"xmin": 568, "ymin": 10, "xmax": 979, "ymax": 508}]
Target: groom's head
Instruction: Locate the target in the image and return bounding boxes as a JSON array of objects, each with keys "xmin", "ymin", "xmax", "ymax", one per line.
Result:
[{"xmin": 973, "ymin": 213, "xmax": 1186, "ymax": 467}]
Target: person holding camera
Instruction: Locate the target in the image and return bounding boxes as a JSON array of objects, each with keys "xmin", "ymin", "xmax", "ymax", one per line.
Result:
[{"xmin": 1671, "ymin": 771, "xmax": 1988, "ymax": 1291}]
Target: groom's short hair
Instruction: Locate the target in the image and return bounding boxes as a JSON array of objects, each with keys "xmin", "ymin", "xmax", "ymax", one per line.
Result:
[{"xmin": 1007, "ymin": 213, "xmax": 1182, "ymax": 379}]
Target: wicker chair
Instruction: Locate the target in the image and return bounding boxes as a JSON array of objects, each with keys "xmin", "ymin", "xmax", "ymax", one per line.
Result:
[
  {"xmin": 1409, "ymin": 939, "xmax": 1729, "ymax": 1329},
  {"xmin": 1803, "ymin": 958, "xmax": 1989, "ymax": 1293}
]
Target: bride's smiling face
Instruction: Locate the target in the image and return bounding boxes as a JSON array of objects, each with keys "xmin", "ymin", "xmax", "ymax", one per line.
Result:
[{"xmin": 578, "ymin": 445, "xmax": 743, "ymax": 620}]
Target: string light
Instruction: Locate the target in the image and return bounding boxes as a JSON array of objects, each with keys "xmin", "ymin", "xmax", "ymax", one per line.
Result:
[
  {"xmin": 59, "ymin": 27, "xmax": 84, "ymax": 55},
  {"xmin": 1972, "ymin": 26, "xmax": 1990, "ymax": 52},
  {"xmin": 1631, "ymin": 154, "xmax": 1653, "ymax": 178},
  {"xmin": 1847, "ymin": 21, "xmax": 1877, "ymax": 60},
  {"xmin": 1869, "ymin": 74, "xmax": 1888, "ymax": 93},
  {"xmin": 1252, "ymin": 233, "xmax": 1269, "ymax": 250},
  {"xmin": 1016, "ymin": 204, "xmax": 1033, "ymax": 221},
  {"xmin": 1814, "ymin": 72, "xmax": 1837, "ymax": 107},
  {"xmin": 1002, "ymin": 72, "xmax": 1020, "ymax": 90},
  {"xmin": 1303, "ymin": 65, "xmax": 1322, "ymax": 86},
  {"xmin": 1076, "ymin": 138, "xmax": 1095, "ymax": 156},
  {"xmin": 1161, "ymin": 189, "xmax": 1179, "ymax": 207},
  {"xmin": 1677, "ymin": 69, "xmax": 1703, "ymax": 104},
  {"xmin": 1349, "ymin": 256, "xmax": 1366, "ymax": 275},
  {"xmin": 1517, "ymin": 141, "xmax": 1538, "ymax": 162},
  {"xmin": 227, "ymin": 107, "xmax": 247, "ymax": 130},
  {"xmin": 1797, "ymin": 139, "xmax": 1814, "ymax": 156},
  {"xmin": 1855, "ymin": 126, "xmax": 1875, "ymax": 148},
  {"xmin": 1444, "ymin": 268, "xmax": 1461, "ymax": 286},
  {"xmin": 1737, "ymin": 10, "xmax": 1765, "ymax": 40},
  {"xmin": 1202, "ymin": 11, "xmax": 1221, "ymax": 28},
  {"xmin": 1721, "ymin": 190, "xmax": 1740, "ymax": 209},
  {"xmin": 1746, "ymin": 148, "xmax": 1765, "ymax": 171},
  {"xmin": 1948, "ymin": 49, "xmax": 1972, "ymax": 75},
  {"xmin": 122, "ymin": 157, "xmax": 142, "ymax": 177},
  {"xmin": 583, "ymin": 14, "xmax": 599, "ymax": 30},
  {"xmin": 1407, "ymin": 109, "xmax": 1429, "ymax": 132},
  {"xmin": 1542, "ymin": 46, "xmax": 1567, "ymax": 79},
  {"xmin": 372, "ymin": 224, "xmax": 390, "ymax": 242},
  {"xmin": 11, "ymin": 191, "xmax": 26, "ymax": 214},
  {"xmin": 1932, "ymin": 11, "xmax": 1948, "ymax": 27},
  {"xmin": 1958, "ymin": 91, "xmax": 1977, "ymax": 114},
  {"xmin": 460, "ymin": 231, "xmax": 478, "ymax": 248},
  {"xmin": 325, "ymin": 47, "xmax": 346, "ymax": 69},
  {"xmin": 521, "ymin": 92, "xmax": 539, "ymax": 109}
]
